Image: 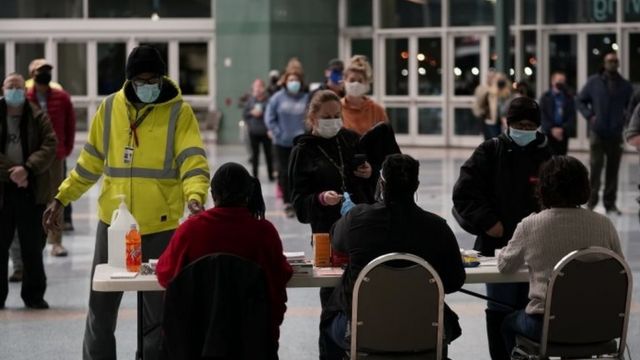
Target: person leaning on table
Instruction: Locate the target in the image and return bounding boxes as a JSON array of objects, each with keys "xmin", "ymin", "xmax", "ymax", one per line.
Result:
[
  {"xmin": 42, "ymin": 45, "xmax": 210, "ymax": 360},
  {"xmin": 156, "ymin": 162, "xmax": 293, "ymax": 352},
  {"xmin": 322, "ymin": 154, "xmax": 466, "ymax": 360},
  {"xmin": 497, "ymin": 155, "xmax": 623, "ymax": 355}
]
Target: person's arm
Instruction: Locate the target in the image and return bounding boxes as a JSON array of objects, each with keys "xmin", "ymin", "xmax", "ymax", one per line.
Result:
[
  {"xmin": 625, "ymin": 103, "xmax": 640, "ymax": 144},
  {"xmin": 156, "ymin": 222, "xmax": 190, "ymax": 288},
  {"xmin": 330, "ymin": 206, "xmax": 356, "ymax": 254},
  {"xmin": 63, "ymin": 93, "xmax": 76, "ymax": 158},
  {"xmin": 452, "ymin": 142, "xmax": 501, "ymax": 234},
  {"xmin": 605, "ymin": 219, "xmax": 624, "ymax": 258},
  {"xmin": 242, "ymin": 98, "xmax": 253, "ymax": 122},
  {"xmin": 497, "ymin": 220, "xmax": 527, "ymax": 273},
  {"xmin": 565, "ymin": 95, "xmax": 577, "ymax": 135},
  {"xmin": 538, "ymin": 94, "xmax": 552, "ymax": 133},
  {"xmin": 437, "ymin": 221, "xmax": 466, "ymax": 294},
  {"xmin": 174, "ymin": 103, "xmax": 210, "ymax": 208},
  {"xmin": 289, "ymin": 144, "xmax": 331, "ymax": 224},
  {"xmin": 24, "ymin": 111, "xmax": 57, "ymax": 176},
  {"xmin": 576, "ymin": 80, "xmax": 594, "ymax": 120},
  {"xmin": 55, "ymin": 98, "xmax": 107, "ymax": 206},
  {"xmin": 265, "ymin": 94, "xmax": 280, "ymax": 139}
]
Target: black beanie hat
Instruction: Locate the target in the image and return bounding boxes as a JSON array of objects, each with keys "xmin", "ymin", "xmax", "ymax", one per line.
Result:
[
  {"xmin": 506, "ymin": 97, "xmax": 541, "ymax": 126},
  {"xmin": 126, "ymin": 45, "xmax": 166, "ymax": 80}
]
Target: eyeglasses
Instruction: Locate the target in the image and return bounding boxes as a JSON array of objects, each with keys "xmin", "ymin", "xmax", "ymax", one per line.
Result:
[{"xmin": 132, "ymin": 77, "xmax": 161, "ymax": 87}]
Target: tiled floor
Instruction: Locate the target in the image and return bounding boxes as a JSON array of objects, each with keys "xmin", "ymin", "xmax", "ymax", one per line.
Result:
[{"xmin": 1, "ymin": 143, "xmax": 639, "ymax": 360}]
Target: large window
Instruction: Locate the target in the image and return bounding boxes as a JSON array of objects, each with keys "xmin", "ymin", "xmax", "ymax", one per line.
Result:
[
  {"xmin": 0, "ymin": 0, "xmax": 82, "ymax": 18},
  {"xmin": 520, "ymin": 31, "xmax": 537, "ymax": 98},
  {"xmin": 418, "ymin": 107, "xmax": 442, "ymax": 135},
  {"xmin": 549, "ymin": 35, "xmax": 578, "ymax": 92},
  {"xmin": 545, "ymin": 0, "xmax": 617, "ymax": 23},
  {"xmin": 385, "ymin": 38, "xmax": 409, "ymax": 96},
  {"xmin": 449, "ymin": 0, "xmax": 514, "ymax": 26},
  {"xmin": 58, "ymin": 43, "xmax": 87, "ymax": 95},
  {"xmin": 179, "ymin": 43, "xmax": 208, "ymax": 95},
  {"xmin": 380, "ymin": 0, "xmax": 441, "ymax": 28},
  {"xmin": 347, "ymin": 0, "xmax": 372, "ymax": 26},
  {"xmin": 454, "ymin": 108, "xmax": 481, "ymax": 136},
  {"xmin": 523, "ymin": 0, "xmax": 537, "ymax": 24},
  {"xmin": 97, "ymin": 43, "xmax": 126, "ymax": 95},
  {"xmin": 89, "ymin": 0, "xmax": 211, "ymax": 18},
  {"xmin": 453, "ymin": 36, "xmax": 480, "ymax": 96},
  {"xmin": 587, "ymin": 33, "xmax": 618, "ymax": 76},
  {"xmin": 489, "ymin": 36, "xmax": 516, "ymax": 80},
  {"xmin": 418, "ymin": 38, "xmax": 442, "ymax": 96},
  {"xmin": 351, "ymin": 39, "xmax": 373, "ymax": 68},
  {"xmin": 15, "ymin": 43, "xmax": 45, "ymax": 80},
  {"xmin": 625, "ymin": 0, "xmax": 640, "ymax": 21},
  {"xmin": 629, "ymin": 33, "xmax": 640, "ymax": 87},
  {"xmin": 386, "ymin": 107, "xmax": 409, "ymax": 134}
]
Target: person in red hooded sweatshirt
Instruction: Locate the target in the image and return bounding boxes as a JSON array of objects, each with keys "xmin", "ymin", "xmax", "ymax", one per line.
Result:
[{"xmin": 26, "ymin": 59, "xmax": 75, "ymax": 257}]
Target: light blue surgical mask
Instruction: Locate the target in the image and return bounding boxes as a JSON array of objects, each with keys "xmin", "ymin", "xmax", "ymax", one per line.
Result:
[
  {"xmin": 509, "ymin": 127, "xmax": 538, "ymax": 147},
  {"xmin": 4, "ymin": 88, "xmax": 25, "ymax": 107},
  {"xmin": 135, "ymin": 83, "xmax": 161, "ymax": 103},
  {"xmin": 286, "ymin": 81, "xmax": 301, "ymax": 94}
]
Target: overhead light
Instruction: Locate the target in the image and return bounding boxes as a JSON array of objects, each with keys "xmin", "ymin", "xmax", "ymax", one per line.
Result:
[
  {"xmin": 401, "ymin": 69, "xmax": 409, "ymax": 77},
  {"xmin": 471, "ymin": 67, "xmax": 480, "ymax": 76},
  {"xmin": 454, "ymin": 67, "xmax": 462, "ymax": 76}
]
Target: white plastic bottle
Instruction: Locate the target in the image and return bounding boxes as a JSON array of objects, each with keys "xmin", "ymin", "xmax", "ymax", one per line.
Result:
[{"xmin": 108, "ymin": 195, "xmax": 138, "ymax": 269}]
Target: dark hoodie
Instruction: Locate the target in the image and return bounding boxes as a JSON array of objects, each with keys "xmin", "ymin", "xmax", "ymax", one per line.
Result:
[
  {"xmin": 288, "ymin": 129, "xmax": 374, "ymax": 233},
  {"xmin": 452, "ymin": 132, "xmax": 552, "ymax": 255}
]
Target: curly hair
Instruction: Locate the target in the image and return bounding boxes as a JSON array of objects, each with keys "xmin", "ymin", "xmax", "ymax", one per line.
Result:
[
  {"xmin": 537, "ymin": 156, "xmax": 590, "ymax": 209},
  {"xmin": 344, "ymin": 54, "xmax": 373, "ymax": 83}
]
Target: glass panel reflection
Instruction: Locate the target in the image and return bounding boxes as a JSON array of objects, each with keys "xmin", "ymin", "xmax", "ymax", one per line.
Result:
[
  {"xmin": 587, "ymin": 33, "xmax": 617, "ymax": 77},
  {"xmin": 549, "ymin": 34, "xmax": 577, "ymax": 92},
  {"xmin": 418, "ymin": 38, "xmax": 442, "ymax": 96},
  {"xmin": 89, "ymin": 0, "xmax": 211, "ymax": 18},
  {"xmin": 418, "ymin": 108, "xmax": 442, "ymax": 135},
  {"xmin": 97, "ymin": 43, "xmax": 126, "ymax": 95},
  {"xmin": 15, "ymin": 43, "xmax": 45, "ymax": 80},
  {"xmin": 179, "ymin": 43, "xmax": 208, "ymax": 95},
  {"xmin": 380, "ymin": 0, "xmax": 442, "ymax": 28},
  {"xmin": 58, "ymin": 43, "xmax": 87, "ymax": 95},
  {"xmin": 453, "ymin": 36, "xmax": 480, "ymax": 96},
  {"xmin": 454, "ymin": 108, "xmax": 482, "ymax": 136},
  {"xmin": 385, "ymin": 38, "xmax": 409, "ymax": 96},
  {"xmin": 386, "ymin": 107, "xmax": 409, "ymax": 134}
]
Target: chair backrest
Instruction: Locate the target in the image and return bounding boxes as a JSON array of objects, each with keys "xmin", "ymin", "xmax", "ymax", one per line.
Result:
[
  {"xmin": 350, "ymin": 252, "xmax": 444, "ymax": 360},
  {"xmin": 539, "ymin": 246, "xmax": 633, "ymax": 356},
  {"xmin": 163, "ymin": 253, "xmax": 274, "ymax": 360}
]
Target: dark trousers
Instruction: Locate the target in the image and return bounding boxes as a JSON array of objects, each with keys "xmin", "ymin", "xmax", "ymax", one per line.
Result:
[
  {"xmin": 501, "ymin": 310, "xmax": 543, "ymax": 355},
  {"xmin": 485, "ymin": 282, "xmax": 530, "ymax": 360},
  {"xmin": 275, "ymin": 145, "xmax": 293, "ymax": 204},
  {"xmin": 588, "ymin": 132, "xmax": 624, "ymax": 209},
  {"xmin": 547, "ymin": 134, "xmax": 569, "ymax": 155},
  {"xmin": 82, "ymin": 221, "xmax": 172, "ymax": 360},
  {"xmin": 63, "ymin": 160, "xmax": 72, "ymax": 223},
  {"xmin": 0, "ymin": 185, "xmax": 47, "ymax": 306},
  {"xmin": 249, "ymin": 134, "xmax": 274, "ymax": 179}
]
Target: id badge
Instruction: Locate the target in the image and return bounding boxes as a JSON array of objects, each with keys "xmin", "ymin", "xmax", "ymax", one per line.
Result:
[{"xmin": 123, "ymin": 146, "xmax": 134, "ymax": 164}]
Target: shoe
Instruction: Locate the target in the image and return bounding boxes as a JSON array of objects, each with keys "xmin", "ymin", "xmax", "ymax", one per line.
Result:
[
  {"xmin": 25, "ymin": 299, "xmax": 49, "ymax": 309},
  {"xmin": 605, "ymin": 206, "xmax": 622, "ymax": 215},
  {"xmin": 9, "ymin": 269, "xmax": 23, "ymax": 282},
  {"xmin": 51, "ymin": 244, "xmax": 68, "ymax": 257},
  {"xmin": 284, "ymin": 204, "xmax": 296, "ymax": 218},
  {"xmin": 63, "ymin": 221, "xmax": 74, "ymax": 231}
]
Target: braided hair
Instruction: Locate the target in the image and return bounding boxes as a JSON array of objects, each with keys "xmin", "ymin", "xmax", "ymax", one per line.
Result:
[
  {"xmin": 211, "ymin": 162, "xmax": 266, "ymax": 219},
  {"xmin": 380, "ymin": 154, "xmax": 420, "ymax": 204}
]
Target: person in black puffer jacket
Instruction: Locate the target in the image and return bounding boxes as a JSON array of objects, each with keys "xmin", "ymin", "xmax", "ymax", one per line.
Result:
[
  {"xmin": 288, "ymin": 90, "xmax": 374, "ymax": 360},
  {"xmin": 452, "ymin": 97, "xmax": 552, "ymax": 360}
]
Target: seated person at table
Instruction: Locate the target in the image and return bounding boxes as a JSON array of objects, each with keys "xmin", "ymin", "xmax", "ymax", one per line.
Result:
[
  {"xmin": 498, "ymin": 155, "xmax": 623, "ymax": 354},
  {"xmin": 322, "ymin": 154, "xmax": 466, "ymax": 359},
  {"xmin": 156, "ymin": 162, "xmax": 293, "ymax": 347}
]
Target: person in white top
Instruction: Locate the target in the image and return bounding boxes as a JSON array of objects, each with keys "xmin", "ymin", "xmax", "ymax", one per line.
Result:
[{"xmin": 498, "ymin": 155, "xmax": 623, "ymax": 354}]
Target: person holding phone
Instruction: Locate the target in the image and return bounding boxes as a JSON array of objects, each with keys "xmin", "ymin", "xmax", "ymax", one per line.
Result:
[{"xmin": 289, "ymin": 90, "xmax": 374, "ymax": 359}]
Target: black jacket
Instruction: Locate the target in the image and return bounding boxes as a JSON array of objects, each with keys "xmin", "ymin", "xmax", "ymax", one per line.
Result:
[
  {"xmin": 289, "ymin": 129, "xmax": 374, "ymax": 233},
  {"xmin": 162, "ymin": 254, "xmax": 277, "ymax": 360},
  {"xmin": 539, "ymin": 89, "xmax": 576, "ymax": 137},
  {"xmin": 325, "ymin": 201, "xmax": 466, "ymax": 340},
  {"xmin": 243, "ymin": 96, "xmax": 269, "ymax": 136},
  {"xmin": 577, "ymin": 72, "xmax": 633, "ymax": 139},
  {"xmin": 452, "ymin": 133, "xmax": 552, "ymax": 256}
]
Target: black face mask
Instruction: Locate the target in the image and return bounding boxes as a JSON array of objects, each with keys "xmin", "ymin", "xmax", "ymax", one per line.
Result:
[
  {"xmin": 497, "ymin": 80, "xmax": 507, "ymax": 89},
  {"xmin": 35, "ymin": 72, "xmax": 52, "ymax": 85},
  {"xmin": 555, "ymin": 83, "xmax": 566, "ymax": 92}
]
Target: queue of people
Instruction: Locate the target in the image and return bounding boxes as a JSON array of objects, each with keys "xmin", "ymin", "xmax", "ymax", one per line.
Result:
[{"xmin": 0, "ymin": 46, "xmax": 636, "ymax": 360}]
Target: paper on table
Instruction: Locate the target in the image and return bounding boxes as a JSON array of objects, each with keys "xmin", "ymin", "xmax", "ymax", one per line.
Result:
[
  {"xmin": 111, "ymin": 272, "xmax": 138, "ymax": 279},
  {"xmin": 479, "ymin": 257, "xmax": 498, "ymax": 266}
]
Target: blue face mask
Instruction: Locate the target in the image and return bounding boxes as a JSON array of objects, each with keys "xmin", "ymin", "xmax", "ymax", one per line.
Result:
[
  {"xmin": 509, "ymin": 127, "xmax": 538, "ymax": 147},
  {"xmin": 286, "ymin": 81, "xmax": 301, "ymax": 94},
  {"xmin": 135, "ymin": 83, "xmax": 161, "ymax": 103},
  {"xmin": 4, "ymin": 88, "xmax": 25, "ymax": 107}
]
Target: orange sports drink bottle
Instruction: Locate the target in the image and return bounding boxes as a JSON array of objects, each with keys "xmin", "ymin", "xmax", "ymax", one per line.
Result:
[
  {"xmin": 126, "ymin": 224, "xmax": 142, "ymax": 273},
  {"xmin": 313, "ymin": 233, "xmax": 331, "ymax": 267}
]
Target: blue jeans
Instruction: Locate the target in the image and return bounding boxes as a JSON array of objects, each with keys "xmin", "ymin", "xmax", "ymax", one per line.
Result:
[{"xmin": 501, "ymin": 310, "xmax": 543, "ymax": 354}]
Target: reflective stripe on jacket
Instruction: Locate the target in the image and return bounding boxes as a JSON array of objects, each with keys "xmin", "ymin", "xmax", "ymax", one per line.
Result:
[{"xmin": 56, "ymin": 78, "xmax": 210, "ymax": 235}]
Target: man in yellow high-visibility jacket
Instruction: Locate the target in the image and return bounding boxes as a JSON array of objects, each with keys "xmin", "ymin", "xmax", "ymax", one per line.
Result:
[{"xmin": 43, "ymin": 45, "xmax": 210, "ymax": 360}]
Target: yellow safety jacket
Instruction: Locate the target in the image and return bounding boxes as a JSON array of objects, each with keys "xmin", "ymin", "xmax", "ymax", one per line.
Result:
[{"xmin": 56, "ymin": 78, "xmax": 210, "ymax": 235}]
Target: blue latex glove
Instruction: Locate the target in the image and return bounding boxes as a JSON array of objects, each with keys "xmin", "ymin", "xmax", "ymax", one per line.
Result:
[{"xmin": 340, "ymin": 192, "xmax": 355, "ymax": 216}]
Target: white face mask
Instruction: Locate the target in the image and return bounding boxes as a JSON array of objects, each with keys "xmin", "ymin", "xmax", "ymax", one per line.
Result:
[
  {"xmin": 315, "ymin": 118, "xmax": 343, "ymax": 138},
  {"xmin": 345, "ymin": 81, "xmax": 369, "ymax": 97}
]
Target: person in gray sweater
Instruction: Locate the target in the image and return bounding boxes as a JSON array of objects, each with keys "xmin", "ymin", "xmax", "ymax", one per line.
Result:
[{"xmin": 497, "ymin": 156, "xmax": 623, "ymax": 354}]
